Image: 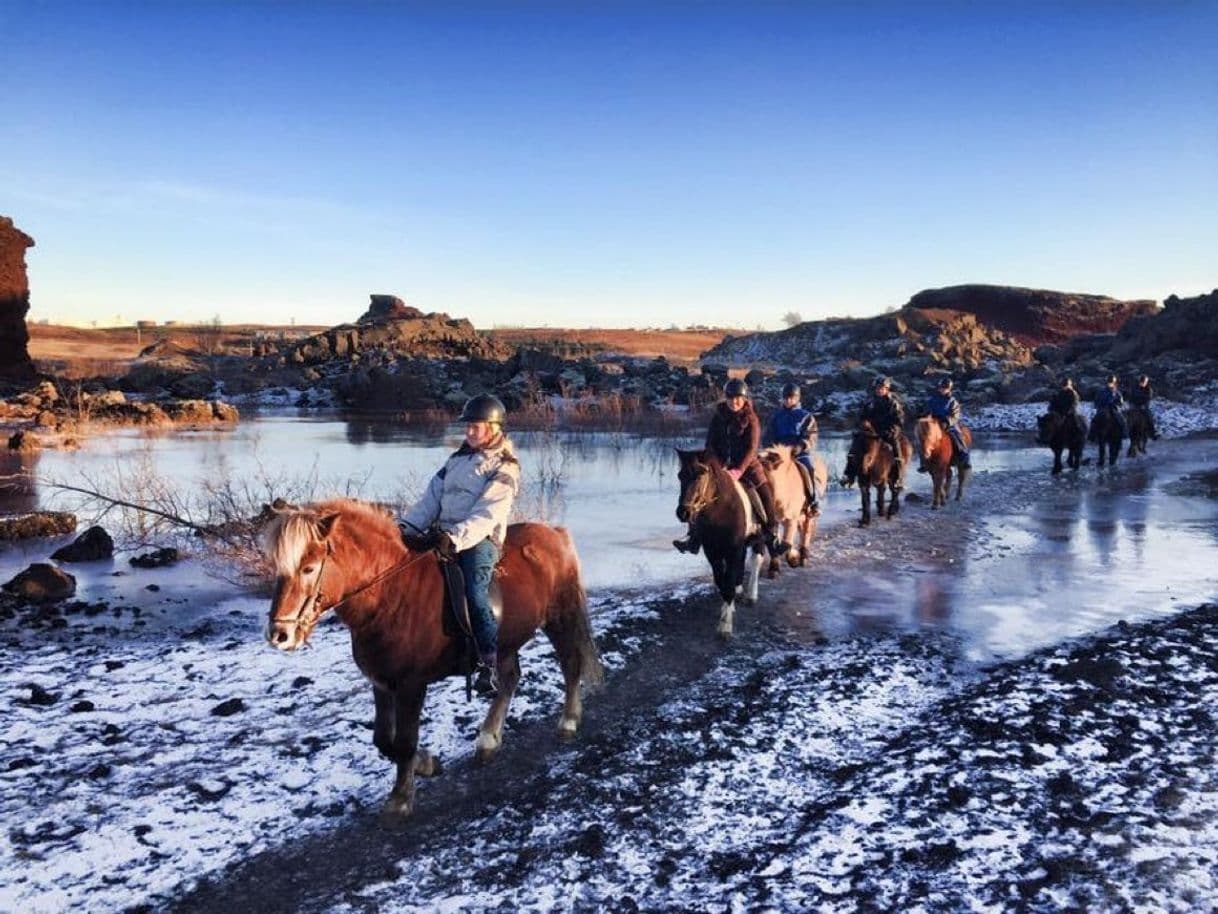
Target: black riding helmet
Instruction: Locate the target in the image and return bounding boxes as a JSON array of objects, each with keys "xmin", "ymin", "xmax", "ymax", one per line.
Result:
[
  {"xmin": 874, "ymin": 376, "xmax": 892, "ymax": 390},
  {"xmin": 937, "ymin": 377, "xmax": 953, "ymax": 390},
  {"xmin": 724, "ymin": 378, "xmax": 748, "ymax": 398},
  {"xmin": 781, "ymin": 381, "xmax": 800, "ymax": 399},
  {"xmin": 459, "ymin": 393, "xmax": 507, "ymax": 425}
]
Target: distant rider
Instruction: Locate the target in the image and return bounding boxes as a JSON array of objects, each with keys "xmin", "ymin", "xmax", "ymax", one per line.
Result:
[
  {"xmin": 400, "ymin": 393, "xmax": 520, "ymax": 694},
  {"xmin": 1049, "ymin": 377, "xmax": 1080, "ymax": 417},
  {"xmin": 919, "ymin": 376, "xmax": 970, "ymax": 471},
  {"xmin": 763, "ymin": 381, "xmax": 820, "ymax": 516},
  {"xmin": 1093, "ymin": 374, "xmax": 1128, "ymax": 440},
  {"xmin": 674, "ymin": 378, "xmax": 781, "ymax": 556},
  {"xmin": 1129, "ymin": 374, "xmax": 1159, "ymax": 440},
  {"xmin": 858, "ymin": 376, "xmax": 907, "ymax": 478}
]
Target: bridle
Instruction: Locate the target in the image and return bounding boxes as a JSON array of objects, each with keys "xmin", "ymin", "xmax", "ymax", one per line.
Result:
[
  {"xmin": 678, "ymin": 462, "xmax": 719, "ymax": 521},
  {"xmin": 270, "ymin": 539, "xmax": 432, "ymax": 643}
]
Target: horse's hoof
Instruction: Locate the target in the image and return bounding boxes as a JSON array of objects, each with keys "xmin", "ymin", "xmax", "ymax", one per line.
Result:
[
  {"xmin": 474, "ymin": 731, "xmax": 502, "ymax": 764},
  {"xmin": 716, "ymin": 627, "xmax": 733, "ymax": 641},
  {"xmin": 765, "ymin": 564, "xmax": 778, "ymax": 579},
  {"xmin": 413, "ymin": 750, "xmax": 443, "ymax": 777},
  {"xmin": 379, "ymin": 793, "xmax": 414, "ymax": 823},
  {"xmin": 557, "ymin": 717, "xmax": 579, "ymax": 741}
]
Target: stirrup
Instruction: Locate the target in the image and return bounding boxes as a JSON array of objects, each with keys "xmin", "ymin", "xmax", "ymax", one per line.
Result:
[{"xmin": 474, "ymin": 664, "xmax": 500, "ymax": 697}]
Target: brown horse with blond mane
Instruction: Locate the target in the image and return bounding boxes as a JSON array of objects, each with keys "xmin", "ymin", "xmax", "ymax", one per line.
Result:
[
  {"xmin": 841, "ymin": 420, "xmax": 913, "ymax": 526},
  {"xmin": 914, "ymin": 416, "xmax": 973, "ymax": 508},
  {"xmin": 262, "ymin": 498, "xmax": 602, "ymax": 820}
]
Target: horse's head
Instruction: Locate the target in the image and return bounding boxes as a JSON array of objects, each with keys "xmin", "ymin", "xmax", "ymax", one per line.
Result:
[
  {"xmin": 261, "ymin": 505, "xmax": 345, "ymax": 651},
  {"xmin": 915, "ymin": 416, "xmax": 940, "ymax": 459},
  {"xmin": 675, "ymin": 448, "xmax": 717, "ymax": 522}
]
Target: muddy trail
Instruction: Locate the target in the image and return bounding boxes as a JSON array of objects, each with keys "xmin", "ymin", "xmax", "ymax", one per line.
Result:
[{"xmin": 159, "ymin": 438, "xmax": 1218, "ymax": 914}]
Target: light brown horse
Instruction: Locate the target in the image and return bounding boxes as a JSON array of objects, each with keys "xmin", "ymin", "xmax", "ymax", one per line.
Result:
[
  {"xmin": 759, "ymin": 444, "xmax": 828, "ymax": 574},
  {"xmin": 261, "ymin": 498, "xmax": 602, "ymax": 819},
  {"xmin": 842, "ymin": 420, "xmax": 913, "ymax": 526},
  {"xmin": 915, "ymin": 417, "xmax": 973, "ymax": 508}
]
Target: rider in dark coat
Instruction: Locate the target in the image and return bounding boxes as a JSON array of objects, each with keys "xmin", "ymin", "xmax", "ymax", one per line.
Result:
[
  {"xmin": 674, "ymin": 378, "xmax": 780, "ymax": 555},
  {"xmin": 919, "ymin": 377, "xmax": 970, "ymax": 470},
  {"xmin": 1092, "ymin": 374, "xmax": 1128, "ymax": 440},
  {"xmin": 1049, "ymin": 377, "xmax": 1080, "ymax": 416},
  {"xmin": 764, "ymin": 381, "xmax": 820, "ymax": 516},
  {"xmin": 859, "ymin": 376, "xmax": 907, "ymax": 477},
  {"xmin": 1129, "ymin": 374, "xmax": 1159, "ymax": 439}
]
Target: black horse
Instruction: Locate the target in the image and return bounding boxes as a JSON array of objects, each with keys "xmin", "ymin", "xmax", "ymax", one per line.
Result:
[
  {"xmin": 1127, "ymin": 407, "xmax": 1152, "ymax": 457},
  {"xmin": 1089, "ymin": 407, "xmax": 1124, "ymax": 468},
  {"xmin": 1037, "ymin": 411, "xmax": 1086, "ymax": 475},
  {"xmin": 674, "ymin": 448, "xmax": 765, "ymax": 639}
]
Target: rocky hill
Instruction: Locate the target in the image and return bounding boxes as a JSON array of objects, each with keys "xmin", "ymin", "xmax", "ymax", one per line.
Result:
[
  {"xmin": 906, "ymin": 284, "xmax": 1157, "ymax": 346},
  {"xmin": 0, "ymin": 216, "xmax": 36, "ymax": 386}
]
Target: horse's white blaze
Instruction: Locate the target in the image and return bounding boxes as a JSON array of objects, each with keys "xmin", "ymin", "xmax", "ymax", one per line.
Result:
[{"xmin": 718, "ymin": 599, "xmax": 735, "ymax": 636}]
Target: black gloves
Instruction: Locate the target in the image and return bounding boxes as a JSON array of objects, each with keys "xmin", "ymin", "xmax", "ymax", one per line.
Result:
[{"xmin": 400, "ymin": 525, "xmax": 456, "ymax": 561}]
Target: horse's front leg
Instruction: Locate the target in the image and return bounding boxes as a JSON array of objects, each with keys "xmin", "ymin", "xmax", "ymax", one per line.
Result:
[
  {"xmin": 859, "ymin": 484, "xmax": 872, "ymax": 526},
  {"xmin": 744, "ymin": 543, "xmax": 763, "ymax": 606},
  {"xmin": 372, "ymin": 686, "xmax": 396, "ymax": 761},
  {"xmin": 714, "ymin": 553, "xmax": 738, "ymax": 638},
  {"xmin": 380, "ymin": 682, "xmax": 429, "ymax": 821},
  {"xmin": 955, "ymin": 465, "xmax": 968, "ymax": 501},
  {"xmin": 1051, "ymin": 447, "xmax": 1063, "ymax": 475},
  {"xmin": 476, "ymin": 652, "xmax": 522, "ymax": 763}
]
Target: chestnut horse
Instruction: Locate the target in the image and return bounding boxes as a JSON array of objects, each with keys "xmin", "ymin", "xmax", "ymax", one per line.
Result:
[
  {"xmin": 262, "ymin": 499, "xmax": 602, "ymax": 819},
  {"xmin": 675, "ymin": 449, "xmax": 765, "ymax": 639},
  {"xmin": 914, "ymin": 417, "xmax": 973, "ymax": 508},
  {"xmin": 841, "ymin": 421, "xmax": 913, "ymax": 526},
  {"xmin": 759, "ymin": 444, "xmax": 828, "ymax": 574}
]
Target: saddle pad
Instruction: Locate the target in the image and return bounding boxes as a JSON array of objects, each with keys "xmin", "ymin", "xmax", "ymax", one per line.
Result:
[{"xmin": 730, "ymin": 478, "xmax": 761, "ymax": 535}]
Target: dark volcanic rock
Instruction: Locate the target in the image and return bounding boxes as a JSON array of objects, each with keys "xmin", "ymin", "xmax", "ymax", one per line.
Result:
[
  {"xmin": 1108, "ymin": 289, "xmax": 1218, "ymax": 363},
  {"xmin": 51, "ymin": 525, "xmax": 114, "ymax": 562},
  {"xmin": 0, "ymin": 215, "xmax": 36, "ymax": 384},
  {"xmin": 3, "ymin": 563, "xmax": 77, "ymax": 601},
  {"xmin": 906, "ymin": 284, "xmax": 1157, "ymax": 346},
  {"xmin": 129, "ymin": 547, "xmax": 179, "ymax": 568},
  {"xmin": 357, "ymin": 294, "xmax": 424, "ymax": 324}
]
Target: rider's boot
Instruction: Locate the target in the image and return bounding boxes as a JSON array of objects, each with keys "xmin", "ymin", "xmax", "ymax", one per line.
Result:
[
  {"xmin": 797, "ymin": 463, "xmax": 820, "ymax": 516},
  {"xmin": 672, "ymin": 525, "xmax": 701, "ymax": 555}
]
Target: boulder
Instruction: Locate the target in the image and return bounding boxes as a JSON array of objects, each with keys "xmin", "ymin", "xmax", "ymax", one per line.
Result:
[
  {"xmin": 130, "ymin": 547, "xmax": 179, "ymax": 568},
  {"xmin": 3, "ymin": 563, "xmax": 76, "ymax": 601},
  {"xmin": 0, "ymin": 215, "xmax": 36, "ymax": 384},
  {"xmin": 51, "ymin": 525, "xmax": 115, "ymax": 562}
]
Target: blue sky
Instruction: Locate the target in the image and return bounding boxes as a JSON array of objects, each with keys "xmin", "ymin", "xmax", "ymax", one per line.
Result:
[{"xmin": 2, "ymin": 2, "xmax": 1215, "ymax": 329}]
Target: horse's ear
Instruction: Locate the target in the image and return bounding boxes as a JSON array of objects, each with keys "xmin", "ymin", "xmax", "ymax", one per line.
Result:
[{"xmin": 315, "ymin": 512, "xmax": 341, "ymax": 540}]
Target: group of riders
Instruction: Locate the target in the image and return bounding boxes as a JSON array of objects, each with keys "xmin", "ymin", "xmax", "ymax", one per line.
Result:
[
  {"xmin": 396, "ymin": 373, "xmax": 1160, "ymax": 695},
  {"xmin": 1048, "ymin": 373, "xmax": 1160, "ymax": 443}
]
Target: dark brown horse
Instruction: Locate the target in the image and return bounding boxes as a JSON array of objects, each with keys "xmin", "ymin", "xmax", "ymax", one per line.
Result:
[
  {"xmin": 915, "ymin": 417, "xmax": 973, "ymax": 508},
  {"xmin": 1127, "ymin": 406, "xmax": 1151, "ymax": 457},
  {"xmin": 675, "ymin": 448, "xmax": 765, "ymax": 638},
  {"xmin": 841, "ymin": 421, "xmax": 913, "ymax": 526},
  {"xmin": 262, "ymin": 498, "xmax": 602, "ymax": 819},
  {"xmin": 1089, "ymin": 407, "xmax": 1124, "ymax": 468},
  {"xmin": 1037, "ymin": 411, "xmax": 1086, "ymax": 475}
]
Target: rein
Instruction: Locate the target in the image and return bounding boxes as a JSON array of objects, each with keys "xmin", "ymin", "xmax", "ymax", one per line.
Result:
[
  {"xmin": 680, "ymin": 466, "xmax": 720, "ymax": 520},
  {"xmin": 272, "ymin": 540, "xmax": 433, "ymax": 638}
]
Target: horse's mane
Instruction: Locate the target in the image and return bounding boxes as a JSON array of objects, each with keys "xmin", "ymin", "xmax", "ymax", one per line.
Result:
[{"xmin": 261, "ymin": 498, "xmax": 397, "ymax": 576}]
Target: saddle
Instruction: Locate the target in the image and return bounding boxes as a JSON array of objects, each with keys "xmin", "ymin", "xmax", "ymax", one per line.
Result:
[
  {"xmin": 729, "ymin": 478, "xmax": 764, "ymax": 533},
  {"xmin": 438, "ymin": 559, "xmax": 504, "ymax": 698}
]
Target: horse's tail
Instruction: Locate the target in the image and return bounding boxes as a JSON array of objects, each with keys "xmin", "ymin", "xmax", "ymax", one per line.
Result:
[{"xmin": 554, "ymin": 529, "xmax": 604, "ymax": 690}]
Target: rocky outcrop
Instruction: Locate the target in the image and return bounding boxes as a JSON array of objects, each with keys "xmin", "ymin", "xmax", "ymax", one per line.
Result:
[
  {"xmin": 286, "ymin": 296, "xmax": 511, "ymax": 367},
  {"xmin": 51, "ymin": 526, "xmax": 115, "ymax": 562},
  {"xmin": 3, "ymin": 563, "xmax": 76, "ymax": 601},
  {"xmin": 0, "ymin": 216, "xmax": 36, "ymax": 384},
  {"xmin": 906, "ymin": 285, "xmax": 1156, "ymax": 346},
  {"xmin": 0, "ymin": 512, "xmax": 77, "ymax": 541},
  {"xmin": 1108, "ymin": 290, "xmax": 1218, "ymax": 362}
]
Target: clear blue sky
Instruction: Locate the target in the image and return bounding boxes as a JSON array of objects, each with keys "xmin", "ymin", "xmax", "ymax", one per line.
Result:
[{"xmin": 2, "ymin": 1, "xmax": 1215, "ymax": 329}]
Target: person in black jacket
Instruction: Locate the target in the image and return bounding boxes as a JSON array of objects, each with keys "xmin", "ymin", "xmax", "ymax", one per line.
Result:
[
  {"xmin": 1129, "ymin": 374, "xmax": 1159, "ymax": 439},
  {"xmin": 859, "ymin": 376, "xmax": 907, "ymax": 477},
  {"xmin": 1049, "ymin": 377, "xmax": 1080, "ymax": 416},
  {"xmin": 674, "ymin": 378, "xmax": 780, "ymax": 555}
]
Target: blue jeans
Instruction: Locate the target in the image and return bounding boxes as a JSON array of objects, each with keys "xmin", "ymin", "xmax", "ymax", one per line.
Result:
[{"xmin": 458, "ymin": 538, "xmax": 500, "ymax": 658}]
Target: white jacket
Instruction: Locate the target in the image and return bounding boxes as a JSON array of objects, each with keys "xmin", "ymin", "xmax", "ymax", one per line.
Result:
[{"xmin": 401, "ymin": 435, "xmax": 520, "ymax": 552}]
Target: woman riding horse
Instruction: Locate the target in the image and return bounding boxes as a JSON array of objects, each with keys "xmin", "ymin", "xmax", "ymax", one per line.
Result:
[
  {"xmin": 918, "ymin": 377, "xmax": 970, "ymax": 472},
  {"xmin": 400, "ymin": 393, "xmax": 519, "ymax": 694},
  {"xmin": 763, "ymin": 381, "xmax": 821, "ymax": 517},
  {"xmin": 674, "ymin": 378, "xmax": 780, "ymax": 557}
]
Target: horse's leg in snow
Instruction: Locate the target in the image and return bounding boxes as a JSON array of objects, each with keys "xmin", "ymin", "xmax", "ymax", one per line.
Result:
[
  {"xmin": 476, "ymin": 652, "xmax": 522, "ymax": 763},
  {"xmin": 744, "ymin": 544, "xmax": 763, "ymax": 605},
  {"xmin": 955, "ymin": 464, "xmax": 968, "ymax": 501},
  {"xmin": 381, "ymin": 682, "xmax": 428, "ymax": 819},
  {"xmin": 544, "ymin": 623, "xmax": 584, "ymax": 740},
  {"xmin": 372, "ymin": 686, "xmax": 396, "ymax": 761},
  {"xmin": 859, "ymin": 483, "xmax": 872, "ymax": 526}
]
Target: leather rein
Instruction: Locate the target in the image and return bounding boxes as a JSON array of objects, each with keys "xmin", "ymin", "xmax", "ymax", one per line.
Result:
[{"xmin": 271, "ymin": 541, "xmax": 432, "ymax": 640}]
